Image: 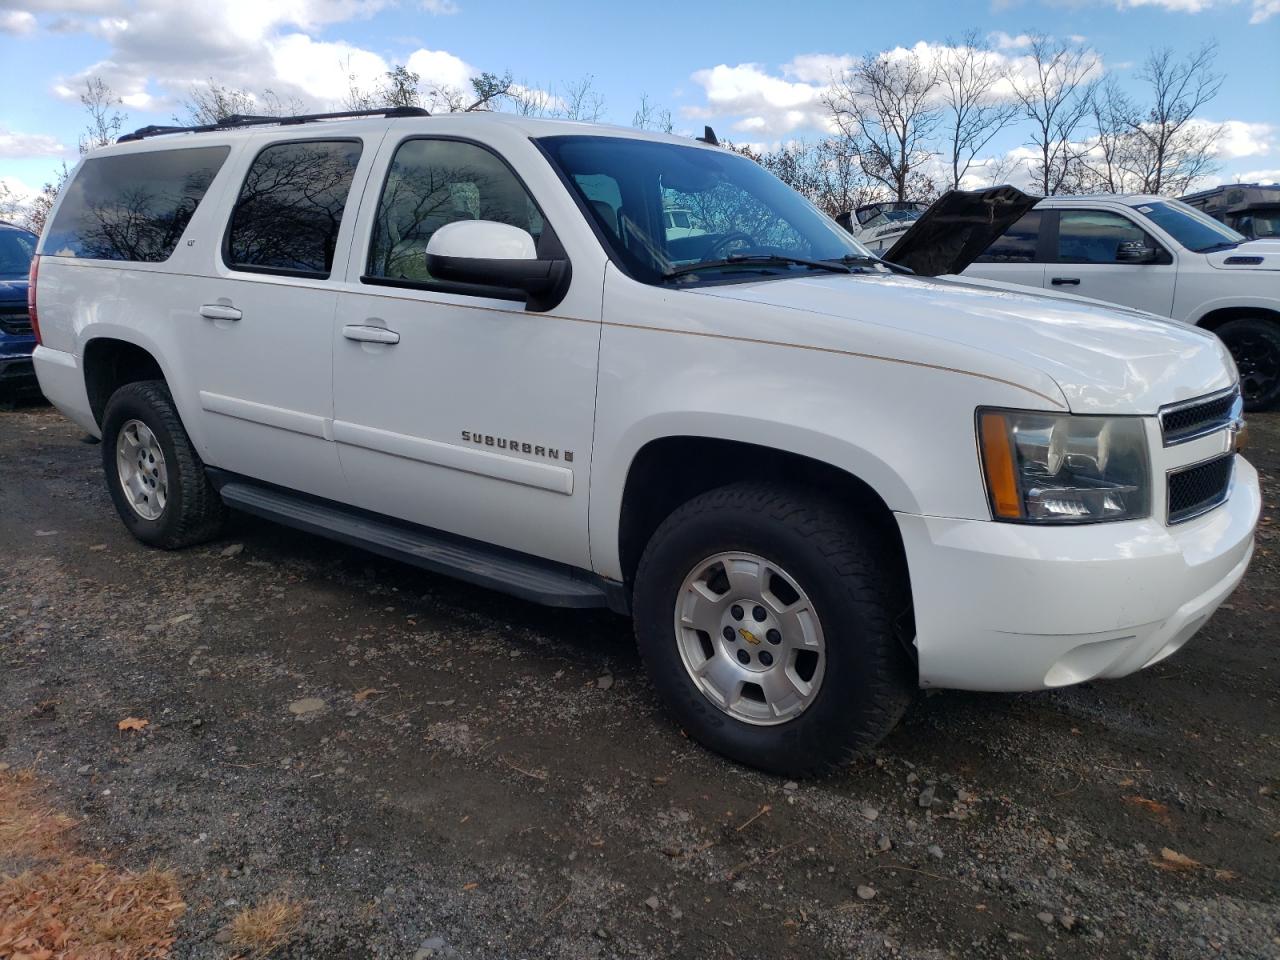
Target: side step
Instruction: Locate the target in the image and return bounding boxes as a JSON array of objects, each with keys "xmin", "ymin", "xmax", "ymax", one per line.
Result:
[{"xmin": 217, "ymin": 481, "xmax": 618, "ymax": 610}]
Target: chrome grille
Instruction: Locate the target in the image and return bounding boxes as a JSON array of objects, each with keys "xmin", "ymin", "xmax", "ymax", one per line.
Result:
[
  {"xmin": 1159, "ymin": 386, "xmax": 1241, "ymax": 446},
  {"xmin": 1167, "ymin": 455, "xmax": 1235, "ymax": 524}
]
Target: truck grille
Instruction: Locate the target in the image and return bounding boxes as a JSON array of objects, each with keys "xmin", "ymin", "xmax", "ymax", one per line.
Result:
[
  {"xmin": 0, "ymin": 304, "xmax": 31, "ymax": 336},
  {"xmin": 1167, "ymin": 455, "xmax": 1235, "ymax": 524},
  {"xmin": 1159, "ymin": 386, "xmax": 1241, "ymax": 446}
]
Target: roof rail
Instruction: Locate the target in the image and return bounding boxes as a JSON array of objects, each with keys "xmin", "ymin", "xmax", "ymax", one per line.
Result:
[{"xmin": 117, "ymin": 106, "xmax": 431, "ymax": 143}]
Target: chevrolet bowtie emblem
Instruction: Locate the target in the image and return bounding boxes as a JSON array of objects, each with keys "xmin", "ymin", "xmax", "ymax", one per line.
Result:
[{"xmin": 738, "ymin": 627, "xmax": 761, "ymax": 645}]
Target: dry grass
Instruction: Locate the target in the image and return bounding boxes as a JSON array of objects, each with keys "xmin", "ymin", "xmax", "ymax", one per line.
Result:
[
  {"xmin": 0, "ymin": 770, "xmax": 77, "ymax": 860},
  {"xmin": 0, "ymin": 769, "xmax": 186, "ymax": 959},
  {"xmin": 227, "ymin": 896, "xmax": 304, "ymax": 957}
]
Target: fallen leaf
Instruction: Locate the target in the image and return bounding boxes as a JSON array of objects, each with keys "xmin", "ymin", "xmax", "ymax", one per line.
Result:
[
  {"xmin": 352, "ymin": 688, "xmax": 382, "ymax": 702},
  {"xmin": 1124, "ymin": 795, "xmax": 1173, "ymax": 826},
  {"xmin": 462, "ymin": 882, "xmax": 478, "ymax": 891},
  {"xmin": 1156, "ymin": 848, "xmax": 1201, "ymax": 872},
  {"xmin": 117, "ymin": 717, "xmax": 149, "ymax": 732}
]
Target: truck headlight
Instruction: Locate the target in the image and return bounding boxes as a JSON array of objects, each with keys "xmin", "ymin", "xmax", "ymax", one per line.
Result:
[{"xmin": 977, "ymin": 410, "xmax": 1150, "ymax": 523}]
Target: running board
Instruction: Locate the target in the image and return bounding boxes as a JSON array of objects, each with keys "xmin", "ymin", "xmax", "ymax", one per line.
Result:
[{"xmin": 217, "ymin": 480, "xmax": 620, "ymax": 610}]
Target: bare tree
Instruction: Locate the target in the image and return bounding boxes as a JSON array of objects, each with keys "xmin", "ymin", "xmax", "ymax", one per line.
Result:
[
  {"xmin": 78, "ymin": 77, "xmax": 124, "ymax": 154},
  {"xmin": 729, "ymin": 139, "xmax": 885, "ymax": 218},
  {"xmin": 0, "ymin": 181, "xmax": 19, "ymax": 222},
  {"xmin": 937, "ymin": 31, "xmax": 1020, "ymax": 189},
  {"xmin": 345, "ymin": 63, "xmax": 513, "ymax": 114},
  {"xmin": 1009, "ymin": 34, "xmax": 1100, "ymax": 195},
  {"xmin": 1128, "ymin": 43, "xmax": 1224, "ymax": 194},
  {"xmin": 179, "ymin": 80, "xmax": 302, "ymax": 124},
  {"xmin": 825, "ymin": 48, "xmax": 941, "ymax": 201},
  {"xmin": 561, "ymin": 75, "xmax": 605, "ymax": 122},
  {"xmin": 632, "ymin": 93, "xmax": 673, "ymax": 133},
  {"xmin": 507, "ymin": 81, "xmax": 558, "ymax": 118}
]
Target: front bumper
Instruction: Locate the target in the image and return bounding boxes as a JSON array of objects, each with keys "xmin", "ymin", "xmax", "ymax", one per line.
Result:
[{"xmin": 897, "ymin": 456, "xmax": 1260, "ymax": 691}]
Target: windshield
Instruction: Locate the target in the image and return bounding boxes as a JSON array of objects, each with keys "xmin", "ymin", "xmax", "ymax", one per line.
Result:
[
  {"xmin": 1237, "ymin": 208, "xmax": 1280, "ymax": 239},
  {"xmin": 537, "ymin": 135, "xmax": 875, "ymax": 285},
  {"xmin": 1139, "ymin": 200, "xmax": 1246, "ymax": 253},
  {"xmin": 0, "ymin": 228, "xmax": 36, "ymax": 280}
]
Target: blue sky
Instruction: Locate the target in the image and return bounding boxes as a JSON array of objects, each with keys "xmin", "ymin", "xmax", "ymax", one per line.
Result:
[{"xmin": 1, "ymin": 0, "xmax": 1277, "ymax": 204}]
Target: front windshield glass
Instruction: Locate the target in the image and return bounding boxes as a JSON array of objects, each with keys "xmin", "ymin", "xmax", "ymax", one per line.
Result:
[
  {"xmin": 1140, "ymin": 200, "xmax": 1245, "ymax": 253},
  {"xmin": 537, "ymin": 135, "xmax": 876, "ymax": 285},
  {"xmin": 0, "ymin": 229, "xmax": 36, "ymax": 280}
]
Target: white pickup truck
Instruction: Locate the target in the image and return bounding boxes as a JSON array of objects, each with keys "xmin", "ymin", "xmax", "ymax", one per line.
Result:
[
  {"xmin": 29, "ymin": 110, "xmax": 1259, "ymax": 776},
  {"xmin": 947, "ymin": 194, "xmax": 1280, "ymax": 411}
]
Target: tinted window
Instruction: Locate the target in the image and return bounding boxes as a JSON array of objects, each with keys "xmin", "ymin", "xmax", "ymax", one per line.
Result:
[
  {"xmin": 45, "ymin": 146, "xmax": 229, "ymax": 263},
  {"xmin": 226, "ymin": 140, "xmax": 362, "ymax": 277},
  {"xmin": 1057, "ymin": 210, "xmax": 1155, "ymax": 264},
  {"xmin": 538, "ymin": 135, "xmax": 872, "ymax": 285},
  {"xmin": 367, "ymin": 139, "xmax": 544, "ymax": 283},
  {"xmin": 1139, "ymin": 200, "xmax": 1244, "ymax": 252},
  {"xmin": 974, "ymin": 211, "xmax": 1042, "ymax": 264},
  {"xmin": 0, "ymin": 228, "xmax": 36, "ymax": 280}
]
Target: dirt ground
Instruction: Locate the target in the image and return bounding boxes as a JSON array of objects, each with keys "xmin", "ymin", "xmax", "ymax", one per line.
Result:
[{"xmin": 1, "ymin": 403, "xmax": 1277, "ymax": 960}]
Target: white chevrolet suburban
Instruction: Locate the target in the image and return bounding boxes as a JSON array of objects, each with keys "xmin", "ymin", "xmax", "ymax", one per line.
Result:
[
  {"xmin": 30, "ymin": 109, "xmax": 1260, "ymax": 776},
  {"xmin": 958, "ymin": 194, "xmax": 1280, "ymax": 411}
]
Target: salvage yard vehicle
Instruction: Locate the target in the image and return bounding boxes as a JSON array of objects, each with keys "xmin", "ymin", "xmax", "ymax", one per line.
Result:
[
  {"xmin": 30, "ymin": 109, "xmax": 1260, "ymax": 776},
  {"xmin": 917, "ymin": 191, "xmax": 1280, "ymax": 411},
  {"xmin": 837, "ymin": 200, "xmax": 929, "ymax": 254},
  {"xmin": 1181, "ymin": 182, "xmax": 1280, "ymax": 241},
  {"xmin": 0, "ymin": 220, "xmax": 40, "ymax": 398}
]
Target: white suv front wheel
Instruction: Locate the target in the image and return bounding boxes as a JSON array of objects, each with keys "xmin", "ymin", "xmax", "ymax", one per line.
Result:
[{"xmin": 633, "ymin": 482, "xmax": 915, "ymax": 777}]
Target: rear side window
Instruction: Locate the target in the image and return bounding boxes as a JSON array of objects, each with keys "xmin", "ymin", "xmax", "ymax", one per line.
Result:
[
  {"xmin": 45, "ymin": 146, "xmax": 229, "ymax": 263},
  {"xmin": 366, "ymin": 138, "xmax": 544, "ymax": 283},
  {"xmin": 225, "ymin": 140, "xmax": 363, "ymax": 278},
  {"xmin": 974, "ymin": 211, "xmax": 1043, "ymax": 264}
]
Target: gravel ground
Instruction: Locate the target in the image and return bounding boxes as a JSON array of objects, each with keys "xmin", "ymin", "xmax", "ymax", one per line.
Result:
[{"xmin": 1, "ymin": 402, "xmax": 1277, "ymax": 960}]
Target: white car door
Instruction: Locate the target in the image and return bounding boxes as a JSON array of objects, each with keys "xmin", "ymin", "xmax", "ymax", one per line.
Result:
[
  {"xmin": 1045, "ymin": 208, "xmax": 1177, "ymax": 316},
  {"xmin": 330, "ymin": 134, "xmax": 602, "ymax": 567},
  {"xmin": 185, "ymin": 136, "xmax": 376, "ymax": 501},
  {"xmin": 960, "ymin": 210, "xmax": 1047, "ymax": 291}
]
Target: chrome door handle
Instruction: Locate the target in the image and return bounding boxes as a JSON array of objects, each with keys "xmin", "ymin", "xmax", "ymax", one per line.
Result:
[
  {"xmin": 1050, "ymin": 277, "xmax": 1080, "ymax": 286},
  {"xmin": 199, "ymin": 303, "xmax": 242, "ymax": 321},
  {"xmin": 342, "ymin": 324, "xmax": 400, "ymax": 345}
]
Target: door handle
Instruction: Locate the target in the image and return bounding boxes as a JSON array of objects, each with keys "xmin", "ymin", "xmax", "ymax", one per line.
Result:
[
  {"xmin": 1050, "ymin": 277, "xmax": 1081, "ymax": 286},
  {"xmin": 199, "ymin": 303, "xmax": 242, "ymax": 321},
  {"xmin": 342, "ymin": 324, "xmax": 400, "ymax": 345}
]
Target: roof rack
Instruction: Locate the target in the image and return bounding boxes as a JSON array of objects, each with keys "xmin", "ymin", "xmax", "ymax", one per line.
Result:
[{"xmin": 117, "ymin": 106, "xmax": 431, "ymax": 143}]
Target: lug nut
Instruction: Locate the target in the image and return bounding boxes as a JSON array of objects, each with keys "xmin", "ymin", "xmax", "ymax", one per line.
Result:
[
  {"xmin": 722, "ymin": 626, "xmax": 735, "ymax": 641},
  {"xmin": 758, "ymin": 650, "xmax": 774, "ymax": 667},
  {"xmin": 730, "ymin": 604, "xmax": 744, "ymax": 621},
  {"xmin": 767, "ymin": 629, "xmax": 782, "ymax": 645},
  {"xmin": 752, "ymin": 605, "xmax": 767, "ymax": 622},
  {"xmin": 736, "ymin": 649, "xmax": 751, "ymax": 665}
]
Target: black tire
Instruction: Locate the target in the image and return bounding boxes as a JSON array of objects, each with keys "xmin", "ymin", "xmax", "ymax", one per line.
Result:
[
  {"xmin": 632, "ymin": 482, "xmax": 915, "ymax": 778},
  {"xmin": 1215, "ymin": 316, "xmax": 1280, "ymax": 411},
  {"xmin": 101, "ymin": 380, "xmax": 225, "ymax": 548}
]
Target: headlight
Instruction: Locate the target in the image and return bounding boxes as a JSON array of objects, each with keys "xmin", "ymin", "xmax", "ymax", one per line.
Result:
[{"xmin": 977, "ymin": 409, "xmax": 1150, "ymax": 523}]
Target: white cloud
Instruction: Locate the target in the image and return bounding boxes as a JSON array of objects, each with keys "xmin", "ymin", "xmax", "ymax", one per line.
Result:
[
  {"xmin": 420, "ymin": 0, "xmax": 457, "ymax": 12},
  {"xmin": 0, "ymin": 128, "xmax": 67, "ymax": 158},
  {"xmin": 1210, "ymin": 120, "xmax": 1275, "ymax": 159},
  {"xmin": 1233, "ymin": 167, "xmax": 1280, "ymax": 184},
  {"xmin": 0, "ymin": 8, "xmax": 35, "ymax": 31},
  {"xmin": 687, "ymin": 61, "xmax": 831, "ymax": 135},
  {"xmin": 989, "ymin": 31, "xmax": 1032, "ymax": 50},
  {"xmin": 1251, "ymin": 0, "xmax": 1280, "ymax": 21}
]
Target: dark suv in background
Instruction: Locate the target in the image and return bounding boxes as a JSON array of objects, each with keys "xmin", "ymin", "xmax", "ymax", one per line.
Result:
[{"xmin": 0, "ymin": 221, "xmax": 39, "ymax": 398}]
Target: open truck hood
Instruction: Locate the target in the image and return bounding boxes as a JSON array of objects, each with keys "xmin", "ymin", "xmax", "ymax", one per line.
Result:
[{"xmin": 882, "ymin": 185, "xmax": 1040, "ymax": 277}]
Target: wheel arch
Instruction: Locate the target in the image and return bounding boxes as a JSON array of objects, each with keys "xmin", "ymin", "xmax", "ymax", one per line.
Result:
[
  {"xmin": 82, "ymin": 335, "xmax": 169, "ymax": 429},
  {"xmin": 615, "ymin": 435, "xmax": 913, "ymax": 612},
  {"xmin": 1194, "ymin": 304, "xmax": 1280, "ymax": 332}
]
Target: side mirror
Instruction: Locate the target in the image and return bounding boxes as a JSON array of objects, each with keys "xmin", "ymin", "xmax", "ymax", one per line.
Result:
[
  {"xmin": 1116, "ymin": 240, "xmax": 1159, "ymax": 264},
  {"xmin": 425, "ymin": 220, "xmax": 570, "ymax": 310},
  {"xmin": 835, "ymin": 211, "xmax": 854, "ymax": 234}
]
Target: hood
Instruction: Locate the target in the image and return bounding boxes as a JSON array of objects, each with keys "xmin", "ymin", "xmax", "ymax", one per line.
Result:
[
  {"xmin": 1207, "ymin": 238, "xmax": 1280, "ymax": 271},
  {"xmin": 0, "ymin": 279, "xmax": 27, "ymax": 304},
  {"xmin": 883, "ymin": 185, "xmax": 1040, "ymax": 277},
  {"xmin": 693, "ymin": 271, "xmax": 1235, "ymax": 414}
]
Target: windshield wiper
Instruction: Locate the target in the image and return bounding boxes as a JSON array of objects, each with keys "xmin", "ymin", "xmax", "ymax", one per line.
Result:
[
  {"xmin": 831, "ymin": 253, "xmax": 914, "ymax": 275},
  {"xmin": 662, "ymin": 253, "xmax": 852, "ymax": 281}
]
